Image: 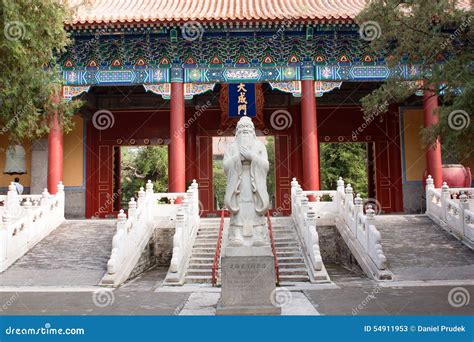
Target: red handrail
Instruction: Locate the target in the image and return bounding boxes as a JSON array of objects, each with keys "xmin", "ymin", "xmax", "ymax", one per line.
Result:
[
  {"xmin": 267, "ymin": 211, "xmax": 280, "ymax": 285},
  {"xmin": 211, "ymin": 209, "xmax": 226, "ymax": 287}
]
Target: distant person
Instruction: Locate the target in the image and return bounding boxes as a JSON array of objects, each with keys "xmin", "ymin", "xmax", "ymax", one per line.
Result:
[{"xmin": 12, "ymin": 177, "xmax": 23, "ymax": 195}]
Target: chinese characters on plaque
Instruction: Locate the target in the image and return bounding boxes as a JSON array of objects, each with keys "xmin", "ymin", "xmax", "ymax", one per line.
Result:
[{"xmin": 228, "ymin": 83, "xmax": 256, "ymax": 118}]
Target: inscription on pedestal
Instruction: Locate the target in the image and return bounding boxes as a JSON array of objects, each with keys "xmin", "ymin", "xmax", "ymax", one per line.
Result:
[{"xmin": 217, "ymin": 246, "xmax": 281, "ymax": 315}]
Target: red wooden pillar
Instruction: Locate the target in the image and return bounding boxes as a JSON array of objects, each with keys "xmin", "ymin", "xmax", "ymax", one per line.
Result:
[
  {"xmin": 300, "ymin": 78, "xmax": 320, "ymax": 190},
  {"xmin": 185, "ymin": 111, "xmax": 197, "ymax": 183},
  {"xmin": 47, "ymin": 93, "xmax": 63, "ymax": 194},
  {"xmin": 169, "ymin": 68, "xmax": 186, "ymax": 193},
  {"xmin": 423, "ymin": 86, "xmax": 443, "ymax": 188}
]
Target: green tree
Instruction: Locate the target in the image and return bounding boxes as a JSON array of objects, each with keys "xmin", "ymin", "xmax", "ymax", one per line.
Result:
[
  {"xmin": 0, "ymin": 0, "xmax": 81, "ymax": 143},
  {"xmin": 320, "ymin": 143, "xmax": 368, "ymax": 198},
  {"xmin": 120, "ymin": 146, "xmax": 168, "ymax": 206},
  {"xmin": 357, "ymin": 0, "xmax": 473, "ymax": 161}
]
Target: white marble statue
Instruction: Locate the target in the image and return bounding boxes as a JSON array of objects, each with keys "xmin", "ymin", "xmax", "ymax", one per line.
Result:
[{"xmin": 224, "ymin": 117, "xmax": 270, "ymax": 247}]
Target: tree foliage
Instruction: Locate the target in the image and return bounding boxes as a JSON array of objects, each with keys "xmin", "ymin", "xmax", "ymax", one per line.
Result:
[
  {"xmin": 320, "ymin": 143, "xmax": 368, "ymax": 198},
  {"xmin": 357, "ymin": 0, "xmax": 473, "ymax": 161},
  {"xmin": 120, "ymin": 146, "xmax": 168, "ymax": 207},
  {"xmin": 0, "ymin": 0, "xmax": 81, "ymax": 143}
]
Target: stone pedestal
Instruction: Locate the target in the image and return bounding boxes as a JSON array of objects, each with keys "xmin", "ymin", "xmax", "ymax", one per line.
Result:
[{"xmin": 216, "ymin": 245, "xmax": 281, "ymax": 315}]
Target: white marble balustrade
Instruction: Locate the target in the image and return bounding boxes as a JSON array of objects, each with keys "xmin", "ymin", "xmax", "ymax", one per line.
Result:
[
  {"xmin": 425, "ymin": 175, "xmax": 474, "ymax": 249},
  {"xmin": 0, "ymin": 182, "xmax": 65, "ymax": 272}
]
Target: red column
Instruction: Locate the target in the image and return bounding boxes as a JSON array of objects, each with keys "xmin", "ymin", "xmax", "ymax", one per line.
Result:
[
  {"xmin": 423, "ymin": 87, "xmax": 443, "ymax": 188},
  {"xmin": 301, "ymin": 80, "xmax": 320, "ymax": 190},
  {"xmin": 47, "ymin": 94, "xmax": 63, "ymax": 194},
  {"xmin": 169, "ymin": 81, "xmax": 186, "ymax": 193}
]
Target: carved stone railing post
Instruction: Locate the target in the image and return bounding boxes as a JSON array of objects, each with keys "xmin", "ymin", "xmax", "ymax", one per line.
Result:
[
  {"xmin": 365, "ymin": 205, "xmax": 375, "ymax": 253},
  {"xmin": 22, "ymin": 197, "xmax": 33, "ymax": 243},
  {"xmin": 460, "ymin": 191, "xmax": 469, "ymax": 238},
  {"xmin": 108, "ymin": 209, "xmax": 127, "ymax": 275},
  {"xmin": 354, "ymin": 194, "xmax": 363, "ymax": 238},
  {"xmin": 5, "ymin": 182, "xmax": 21, "ymax": 218},
  {"xmin": 441, "ymin": 182, "xmax": 450, "ymax": 221},
  {"xmin": 336, "ymin": 177, "xmax": 345, "ymax": 213},
  {"xmin": 128, "ymin": 198, "xmax": 137, "ymax": 222},
  {"xmin": 169, "ymin": 208, "xmax": 185, "ymax": 273},
  {"xmin": 425, "ymin": 175, "xmax": 434, "ymax": 213},
  {"xmin": 41, "ymin": 188, "xmax": 50, "ymax": 208},
  {"xmin": 344, "ymin": 183, "xmax": 353, "ymax": 225}
]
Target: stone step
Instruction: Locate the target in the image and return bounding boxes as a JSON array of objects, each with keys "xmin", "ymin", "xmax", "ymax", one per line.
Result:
[
  {"xmin": 274, "ymin": 245, "xmax": 301, "ymax": 251},
  {"xmin": 193, "ymin": 242, "xmax": 218, "ymax": 248},
  {"xmin": 192, "ymin": 252, "xmax": 215, "ymax": 258},
  {"xmin": 188, "ymin": 257, "xmax": 214, "ymax": 264},
  {"xmin": 197, "ymin": 229, "xmax": 219, "ymax": 233},
  {"xmin": 279, "ymin": 274, "xmax": 310, "ymax": 282},
  {"xmin": 274, "ymin": 238, "xmax": 298, "ymax": 243},
  {"xmin": 196, "ymin": 234, "xmax": 218, "ymax": 239},
  {"xmin": 277, "ymin": 262, "xmax": 306, "ymax": 269},
  {"xmin": 184, "ymin": 275, "xmax": 213, "ymax": 284},
  {"xmin": 278, "ymin": 268, "xmax": 309, "ymax": 276},
  {"xmin": 186, "ymin": 269, "xmax": 213, "ymax": 276},
  {"xmin": 276, "ymin": 251, "xmax": 303, "ymax": 257},
  {"xmin": 274, "ymin": 242, "xmax": 299, "ymax": 248},
  {"xmin": 188, "ymin": 263, "xmax": 213, "ymax": 270},
  {"xmin": 191, "ymin": 247, "xmax": 216, "ymax": 253},
  {"xmin": 278, "ymin": 256, "xmax": 305, "ymax": 263}
]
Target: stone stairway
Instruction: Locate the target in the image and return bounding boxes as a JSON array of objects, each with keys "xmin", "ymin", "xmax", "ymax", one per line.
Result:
[
  {"xmin": 271, "ymin": 217, "xmax": 310, "ymax": 284},
  {"xmin": 185, "ymin": 218, "xmax": 222, "ymax": 284},
  {"xmin": 376, "ymin": 215, "xmax": 474, "ymax": 281},
  {"xmin": 0, "ymin": 220, "xmax": 116, "ymax": 287},
  {"xmin": 184, "ymin": 217, "xmax": 311, "ymax": 285}
]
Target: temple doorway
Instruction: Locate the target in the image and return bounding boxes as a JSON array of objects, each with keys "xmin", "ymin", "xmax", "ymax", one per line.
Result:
[
  {"xmin": 118, "ymin": 145, "xmax": 169, "ymax": 210},
  {"xmin": 320, "ymin": 141, "xmax": 373, "ymax": 202}
]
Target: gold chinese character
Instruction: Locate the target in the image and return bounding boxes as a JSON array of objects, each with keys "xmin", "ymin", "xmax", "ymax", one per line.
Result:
[
  {"xmin": 238, "ymin": 92, "xmax": 247, "ymax": 104},
  {"xmin": 238, "ymin": 104, "xmax": 247, "ymax": 116},
  {"xmin": 237, "ymin": 83, "xmax": 247, "ymax": 92}
]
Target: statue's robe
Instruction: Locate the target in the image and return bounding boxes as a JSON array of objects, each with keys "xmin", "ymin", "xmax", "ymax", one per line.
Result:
[{"xmin": 223, "ymin": 138, "xmax": 270, "ymax": 234}]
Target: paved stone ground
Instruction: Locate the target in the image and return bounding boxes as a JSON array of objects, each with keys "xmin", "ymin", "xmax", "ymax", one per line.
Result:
[
  {"xmin": 1, "ymin": 215, "xmax": 473, "ymax": 316},
  {"xmin": 306, "ymin": 284, "xmax": 474, "ymax": 315},
  {"xmin": 0, "ymin": 268, "xmax": 189, "ymax": 315},
  {"xmin": 376, "ymin": 215, "xmax": 474, "ymax": 281},
  {"xmin": 0, "ymin": 220, "xmax": 116, "ymax": 286},
  {"xmin": 1, "ymin": 266, "xmax": 473, "ymax": 315}
]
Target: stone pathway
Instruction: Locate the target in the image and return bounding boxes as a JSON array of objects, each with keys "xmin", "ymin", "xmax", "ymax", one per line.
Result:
[
  {"xmin": 178, "ymin": 291, "xmax": 319, "ymax": 315},
  {"xmin": 0, "ymin": 220, "xmax": 116, "ymax": 287},
  {"xmin": 376, "ymin": 215, "xmax": 474, "ymax": 281}
]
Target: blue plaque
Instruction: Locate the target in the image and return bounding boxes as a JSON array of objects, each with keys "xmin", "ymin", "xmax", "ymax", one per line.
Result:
[{"xmin": 228, "ymin": 83, "xmax": 256, "ymax": 118}]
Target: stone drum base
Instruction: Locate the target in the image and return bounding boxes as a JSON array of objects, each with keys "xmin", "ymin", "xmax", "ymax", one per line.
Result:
[{"xmin": 216, "ymin": 246, "xmax": 281, "ymax": 316}]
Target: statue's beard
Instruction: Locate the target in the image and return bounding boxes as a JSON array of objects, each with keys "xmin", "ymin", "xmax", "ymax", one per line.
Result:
[{"xmin": 236, "ymin": 132, "xmax": 255, "ymax": 150}]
